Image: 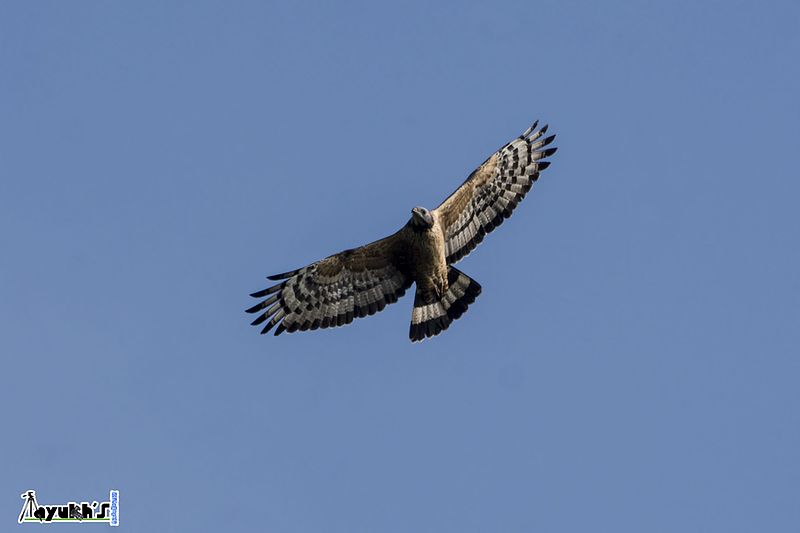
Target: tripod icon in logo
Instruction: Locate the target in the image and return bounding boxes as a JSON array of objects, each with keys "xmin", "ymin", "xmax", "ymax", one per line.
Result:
[{"xmin": 19, "ymin": 490, "xmax": 40, "ymax": 523}]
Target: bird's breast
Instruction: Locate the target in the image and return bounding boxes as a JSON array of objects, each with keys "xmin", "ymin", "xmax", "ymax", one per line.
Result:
[{"xmin": 406, "ymin": 222, "xmax": 447, "ymax": 285}]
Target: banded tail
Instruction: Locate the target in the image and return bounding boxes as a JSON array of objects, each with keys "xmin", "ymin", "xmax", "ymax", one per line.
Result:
[{"xmin": 410, "ymin": 267, "xmax": 481, "ymax": 342}]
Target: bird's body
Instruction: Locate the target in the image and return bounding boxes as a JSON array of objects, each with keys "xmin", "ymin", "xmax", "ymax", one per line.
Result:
[
  {"xmin": 247, "ymin": 121, "xmax": 557, "ymax": 342},
  {"xmin": 405, "ymin": 211, "xmax": 448, "ymax": 301}
]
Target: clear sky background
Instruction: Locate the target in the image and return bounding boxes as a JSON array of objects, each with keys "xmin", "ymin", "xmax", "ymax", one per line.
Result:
[{"xmin": 2, "ymin": 1, "xmax": 799, "ymax": 531}]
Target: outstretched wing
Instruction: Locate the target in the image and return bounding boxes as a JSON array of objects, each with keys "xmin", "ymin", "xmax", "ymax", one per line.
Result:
[
  {"xmin": 433, "ymin": 121, "xmax": 557, "ymax": 264},
  {"xmin": 246, "ymin": 233, "xmax": 412, "ymax": 336}
]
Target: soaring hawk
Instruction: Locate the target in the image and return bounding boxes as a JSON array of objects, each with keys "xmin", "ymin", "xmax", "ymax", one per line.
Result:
[{"xmin": 247, "ymin": 121, "xmax": 557, "ymax": 342}]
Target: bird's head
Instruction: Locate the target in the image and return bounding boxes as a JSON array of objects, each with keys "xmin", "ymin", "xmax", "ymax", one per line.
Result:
[{"xmin": 410, "ymin": 206, "xmax": 434, "ymax": 229}]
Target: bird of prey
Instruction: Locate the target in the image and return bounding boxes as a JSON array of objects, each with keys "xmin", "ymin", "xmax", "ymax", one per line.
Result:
[{"xmin": 247, "ymin": 121, "xmax": 557, "ymax": 342}]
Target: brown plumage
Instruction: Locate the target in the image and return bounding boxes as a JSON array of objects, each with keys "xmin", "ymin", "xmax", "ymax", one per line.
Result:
[{"xmin": 247, "ymin": 121, "xmax": 557, "ymax": 342}]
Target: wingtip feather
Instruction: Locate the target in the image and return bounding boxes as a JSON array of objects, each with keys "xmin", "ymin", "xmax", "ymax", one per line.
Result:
[
  {"xmin": 250, "ymin": 314, "xmax": 268, "ymax": 326},
  {"xmin": 267, "ymin": 271, "xmax": 295, "ymax": 281},
  {"xmin": 522, "ymin": 120, "xmax": 539, "ymax": 137},
  {"xmin": 250, "ymin": 283, "xmax": 283, "ymax": 298}
]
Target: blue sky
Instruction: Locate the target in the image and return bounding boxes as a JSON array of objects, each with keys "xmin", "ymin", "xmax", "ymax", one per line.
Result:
[{"xmin": 2, "ymin": 1, "xmax": 799, "ymax": 531}]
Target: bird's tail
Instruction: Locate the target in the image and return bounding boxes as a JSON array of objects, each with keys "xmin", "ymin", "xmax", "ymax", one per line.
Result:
[{"xmin": 409, "ymin": 267, "xmax": 481, "ymax": 342}]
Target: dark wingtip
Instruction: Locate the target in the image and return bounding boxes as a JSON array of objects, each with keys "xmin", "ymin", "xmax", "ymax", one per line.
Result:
[
  {"xmin": 260, "ymin": 320, "xmax": 277, "ymax": 335},
  {"xmin": 250, "ymin": 313, "xmax": 268, "ymax": 326},
  {"xmin": 245, "ymin": 302, "xmax": 263, "ymax": 314},
  {"xmin": 274, "ymin": 324, "xmax": 286, "ymax": 336},
  {"xmin": 267, "ymin": 271, "xmax": 295, "ymax": 281},
  {"xmin": 542, "ymin": 134, "xmax": 556, "ymax": 146},
  {"xmin": 540, "ymin": 124, "xmax": 549, "ymax": 135},
  {"xmin": 538, "ymin": 161, "xmax": 551, "ymax": 171},
  {"xmin": 250, "ymin": 283, "xmax": 282, "ymax": 298},
  {"xmin": 541, "ymin": 147, "xmax": 558, "ymax": 158}
]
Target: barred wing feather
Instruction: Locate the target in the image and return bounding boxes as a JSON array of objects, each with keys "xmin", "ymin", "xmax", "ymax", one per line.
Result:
[
  {"xmin": 246, "ymin": 234, "xmax": 412, "ymax": 335},
  {"xmin": 434, "ymin": 121, "xmax": 557, "ymax": 264}
]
